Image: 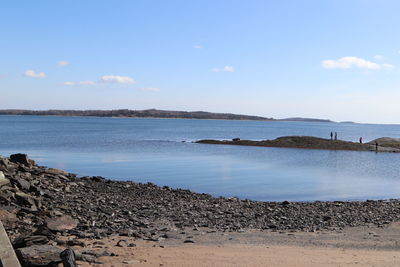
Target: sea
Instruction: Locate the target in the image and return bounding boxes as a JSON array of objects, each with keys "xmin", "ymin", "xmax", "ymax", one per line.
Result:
[{"xmin": 1, "ymin": 115, "xmax": 400, "ymax": 202}]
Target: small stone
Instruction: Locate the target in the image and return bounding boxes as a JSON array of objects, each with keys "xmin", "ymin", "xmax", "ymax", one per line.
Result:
[
  {"xmin": 116, "ymin": 239, "xmax": 128, "ymax": 247},
  {"xmin": 67, "ymin": 239, "xmax": 85, "ymax": 247},
  {"xmin": 122, "ymin": 259, "xmax": 140, "ymax": 264}
]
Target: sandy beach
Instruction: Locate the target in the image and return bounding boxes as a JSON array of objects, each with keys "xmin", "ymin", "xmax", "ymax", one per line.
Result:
[{"xmin": 71, "ymin": 223, "xmax": 400, "ymax": 266}]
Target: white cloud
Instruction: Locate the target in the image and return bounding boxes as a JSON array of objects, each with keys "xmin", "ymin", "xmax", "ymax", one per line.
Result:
[
  {"xmin": 100, "ymin": 75, "xmax": 135, "ymax": 84},
  {"xmin": 223, "ymin": 66, "xmax": 235, "ymax": 72},
  {"xmin": 139, "ymin": 87, "xmax": 160, "ymax": 92},
  {"xmin": 373, "ymin": 55, "xmax": 384, "ymax": 60},
  {"xmin": 212, "ymin": 66, "xmax": 235, "ymax": 72},
  {"xmin": 193, "ymin": 45, "xmax": 203, "ymax": 49},
  {"xmin": 63, "ymin": 81, "xmax": 96, "ymax": 86},
  {"xmin": 321, "ymin": 56, "xmax": 394, "ymax": 70},
  {"xmin": 24, "ymin": 69, "xmax": 47, "ymax": 78},
  {"xmin": 58, "ymin": 61, "xmax": 70, "ymax": 67}
]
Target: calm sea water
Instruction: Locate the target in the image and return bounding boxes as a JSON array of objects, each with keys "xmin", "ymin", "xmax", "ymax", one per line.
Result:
[{"xmin": 1, "ymin": 115, "xmax": 400, "ymax": 201}]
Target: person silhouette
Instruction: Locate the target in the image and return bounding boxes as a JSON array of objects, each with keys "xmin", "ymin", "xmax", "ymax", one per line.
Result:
[
  {"xmin": 330, "ymin": 132, "xmax": 333, "ymax": 140},
  {"xmin": 334, "ymin": 132, "xmax": 337, "ymax": 140},
  {"xmin": 359, "ymin": 137, "xmax": 363, "ymax": 144}
]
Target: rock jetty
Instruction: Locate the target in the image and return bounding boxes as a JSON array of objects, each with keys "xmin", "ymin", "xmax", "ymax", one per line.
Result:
[
  {"xmin": 196, "ymin": 136, "xmax": 400, "ymax": 152},
  {"xmin": 1, "ymin": 153, "xmax": 400, "ymax": 265}
]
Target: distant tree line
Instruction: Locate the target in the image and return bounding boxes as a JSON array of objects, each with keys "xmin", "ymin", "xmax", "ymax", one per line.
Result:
[{"xmin": 0, "ymin": 109, "xmax": 275, "ymax": 121}]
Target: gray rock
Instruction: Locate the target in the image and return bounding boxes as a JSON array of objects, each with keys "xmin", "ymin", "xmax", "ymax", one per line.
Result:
[
  {"xmin": 116, "ymin": 239, "xmax": 128, "ymax": 247},
  {"xmin": 0, "ymin": 171, "xmax": 10, "ymax": 187},
  {"xmin": 15, "ymin": 192, "xmax": 37, "ymax": 210},
  {"xmin": 15, "ymin": 177, "xmax": 31, "ymax": 191},
  {"xmin": 0, "ymin": 209, "xmax": 17, "ymax": 229},
  {"xmin": 46, "ymin": 215, "xmax": 78, "ymax": 232},
  {"xmin": 13, "ymin": 235, "xmax": 49, "ymax": 248},
  {"xmin": 45, "ymin": 168, "xmax": 69, "ymax": 176},
  {"xmin": 15, "ymin": 245, "xmax": 62, "ymax": 266}
]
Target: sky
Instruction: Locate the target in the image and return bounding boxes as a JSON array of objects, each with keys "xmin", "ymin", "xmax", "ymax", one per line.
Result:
[{"xmin": 2, "ymin": 0, "xmax": 400, "ymax": 124}]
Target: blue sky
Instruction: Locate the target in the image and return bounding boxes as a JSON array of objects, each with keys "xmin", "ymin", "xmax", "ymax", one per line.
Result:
[{"xmin": 2, "ymin": 0, "xmax": 400, "ymax": 123}]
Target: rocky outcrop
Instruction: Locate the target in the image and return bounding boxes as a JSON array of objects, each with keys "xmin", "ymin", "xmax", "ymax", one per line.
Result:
[
  {"xmin": 368, "ymin": 137, "xmax": 400, "ymax": 149},
  {"xmin": 196, "ymin": 136, "xmax": 400, "ymax": 153}
]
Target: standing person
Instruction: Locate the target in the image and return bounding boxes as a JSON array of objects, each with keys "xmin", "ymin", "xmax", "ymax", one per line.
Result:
[
  {"xmin": 375, "ymin": 142, "xmax": 378, "ymax": 151},
  {"xmin": 330, "ymin": 132, "xmax": 333, "ymax": 140},
  {"xmin": 334, "ymin": 132, "xmax": 337, "ymax": 140},
  {"xmin": 359, "ymin": 137, "xmax": 363, "ymax": 144}
]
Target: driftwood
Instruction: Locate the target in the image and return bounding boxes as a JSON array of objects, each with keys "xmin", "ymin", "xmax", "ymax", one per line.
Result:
[{"xmin": 60, "ymin": 249, "xmax": 77, "ymax": 267}]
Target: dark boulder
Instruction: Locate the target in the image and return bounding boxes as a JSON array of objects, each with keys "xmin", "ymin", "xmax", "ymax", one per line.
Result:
[{"xmin": 10, "ymin": 154, "xmax": 35, "ymax": 167}]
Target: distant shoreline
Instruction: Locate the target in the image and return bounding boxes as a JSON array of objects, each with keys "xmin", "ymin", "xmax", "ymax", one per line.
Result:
[{"xmin": 0, "ymin": 109, "xmax": 335, "ymax": 123}]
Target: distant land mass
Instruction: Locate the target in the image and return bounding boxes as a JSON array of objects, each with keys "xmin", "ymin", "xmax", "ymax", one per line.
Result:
[
  {"xmin": 278, "ymin": 117, "xmax": 333, "ymax": 123},
  {"xmin": 0, "ymin": 109, "xmax": 336, "ymax": 123},
  {"xmin": 0, "ymin": 109, "xmax": 274, "ymax": 121}
]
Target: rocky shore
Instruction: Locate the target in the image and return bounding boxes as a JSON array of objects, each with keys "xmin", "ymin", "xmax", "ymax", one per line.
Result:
[
  {"xmin": 1, "ymin": 153, "xmax": 400, "ymax": 265},
  {"xmin": 196, "ymin": 136, "xmax": 400, "ymax": 152}
]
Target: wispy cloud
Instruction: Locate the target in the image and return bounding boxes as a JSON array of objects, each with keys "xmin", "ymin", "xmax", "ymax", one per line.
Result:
[
  {"xmin": 139, "ymin": 87, "xmax": 160, "ymax": 92},
  {"xmin": 24, "ymin": 69, "xmax": 47, "ymax": 78},
  {"xmin": 63, "ymin": 75, "xmax": 136, "ymax": 86},
  {"xmin": 212, "ymin": 66, "xmax": 235, "ymax": 72},
  {"xmin": 58, "ymin": 61, "xmax": 70, "ymax": 67},
  {"xmin": 63, "ymin": 81, "xmax": 96, "ymax": 86},
  {"xmin": 100, "ymin": 75, "xmax": 135, "ymax": 84},
  {"xmin": 382, "ymin": 63, "xmax": 395, "ymax": 70},
  {"xmin": 321, "ymin": 57, "xmax": 394, "ymax": 70},
  {"xmin": 193, "ymin": 45, "xmax": 203, "ymax": 49},
  {"xmin": 373, "ymin": 55, "xmax": 384, "ymax": 60}
]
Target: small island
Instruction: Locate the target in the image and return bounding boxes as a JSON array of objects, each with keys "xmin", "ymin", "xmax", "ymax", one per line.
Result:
[{"xmin": 196, "ymin": 136, "xmax": 400, "ymax": 153}]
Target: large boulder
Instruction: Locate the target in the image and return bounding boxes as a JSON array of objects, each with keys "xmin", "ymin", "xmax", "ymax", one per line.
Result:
[
  {"xmin": 9, "ymin": 153, "xmax": 35, "ymax": 167},
  {"xmin": 15, "ymin": 245, "xmax": 62, "ymax": 266}
]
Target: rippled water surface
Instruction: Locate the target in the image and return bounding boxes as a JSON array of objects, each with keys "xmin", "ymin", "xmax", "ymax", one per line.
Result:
[{"xmin": 1, "ymin": 115, "xmax": 400, "ymax": 201}]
